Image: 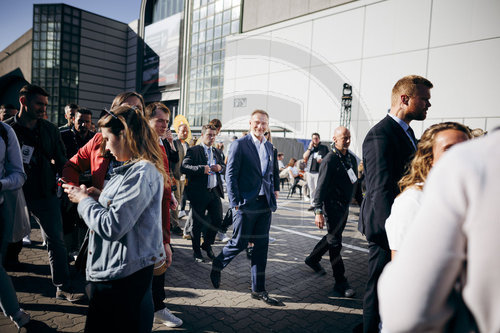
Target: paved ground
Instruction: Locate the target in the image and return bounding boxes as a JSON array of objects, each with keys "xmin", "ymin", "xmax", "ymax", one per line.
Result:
[{"xmin": 1, "ymin": 189, "xmax": 368, "ymax": 332}]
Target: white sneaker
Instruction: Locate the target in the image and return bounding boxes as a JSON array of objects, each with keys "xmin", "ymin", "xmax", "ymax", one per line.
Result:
[
  {"xmin": 23, "ymin": 235, "xmax": 31, "ymax": 245},
  {"xmin": 154, "ymin": 308, "xmax": 183, "ymax": 328},
  {"xmin": 11, "ymin": 309, "xmax": 30, "ymax": 329},
  {"xmin": 303, "ymin": 196, "xmax": 310, "ymax": 202},
  {"xmin": 178, "ymin": 210, "xmax": 187, "ymax": 218}
]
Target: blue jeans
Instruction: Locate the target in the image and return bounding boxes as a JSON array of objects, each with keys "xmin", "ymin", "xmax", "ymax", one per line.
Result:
[
  {"xmin": 0, "ymin": 200, "xmax": 20, "ymax": 316},
  {"xmin": 27, "ymin": 196, "xmax": 70, "ymax": 288}
]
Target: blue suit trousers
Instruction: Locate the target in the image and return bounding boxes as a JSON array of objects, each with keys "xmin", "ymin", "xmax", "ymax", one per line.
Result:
[{"xmin": 214, "ymin": 197, "xmax": 271, "ymax": 292}]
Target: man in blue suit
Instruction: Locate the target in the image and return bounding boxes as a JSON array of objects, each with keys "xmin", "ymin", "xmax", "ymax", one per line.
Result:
[{"xmin": 210, "ymin": 109, "xmax": 281, "ymax": 306}]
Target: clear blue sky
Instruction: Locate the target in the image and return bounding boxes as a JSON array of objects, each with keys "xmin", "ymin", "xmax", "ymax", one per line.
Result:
[{"xmin": 0, "ymin": 0, "xmax": 142, "ymax": 51}]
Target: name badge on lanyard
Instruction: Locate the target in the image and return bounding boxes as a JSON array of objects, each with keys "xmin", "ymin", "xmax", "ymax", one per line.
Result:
[
  {"xmin": 346, "ymin": 168, "xmax": 357, "ymax": 184},
  {"xmin": 21, "ymin": 145, "xmax": 35, "ymax": 164}
]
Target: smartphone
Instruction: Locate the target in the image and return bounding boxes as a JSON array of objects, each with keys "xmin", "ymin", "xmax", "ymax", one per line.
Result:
[{"xmin": 57, "ymin": 178, "xmax": 67, "ymax": 186}]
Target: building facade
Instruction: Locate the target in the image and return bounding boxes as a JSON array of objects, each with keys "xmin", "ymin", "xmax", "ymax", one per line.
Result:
[{"xmin": 29, "ymin": 4, "xmax": 136, "ymax": 125}]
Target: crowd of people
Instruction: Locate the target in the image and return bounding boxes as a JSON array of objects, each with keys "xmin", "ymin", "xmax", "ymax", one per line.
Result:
[{"xmin": 0, "ymin": 74, "xmax": 496, "ymax": 332}]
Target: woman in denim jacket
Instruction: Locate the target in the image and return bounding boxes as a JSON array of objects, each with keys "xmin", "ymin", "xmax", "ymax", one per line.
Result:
[{"xmin": 64, "ymin": 106, "xmax": 168, "ymax": 333}]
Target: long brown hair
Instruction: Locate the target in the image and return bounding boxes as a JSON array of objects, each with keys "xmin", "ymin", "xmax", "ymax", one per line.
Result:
[
  {"xmin": 399, "ymin": 122, "xmax": 471, "ymax": 192},
  {"xmin": 97, "ymin": 106, "xmax": 168, "ymax": 184},
  {"xmin": 111, "ymin": 92, "xmax": 145, "ymax": 113}
]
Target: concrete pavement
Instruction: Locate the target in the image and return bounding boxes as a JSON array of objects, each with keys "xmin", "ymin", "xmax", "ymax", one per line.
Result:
[{"xmin": 0, "ymin": 189, "xmax": 368, "ymax": 332}]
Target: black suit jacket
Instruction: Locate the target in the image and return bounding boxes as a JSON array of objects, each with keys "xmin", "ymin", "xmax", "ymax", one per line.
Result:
[
  {"xmin": 181, "ymin": 144, "xmax": 225, "ymax": 202},
  {"xmin": 359, "ymin": 115, "xmax": 416, "ymax": 250}
]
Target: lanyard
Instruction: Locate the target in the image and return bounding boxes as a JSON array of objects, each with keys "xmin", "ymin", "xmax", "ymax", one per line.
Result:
[{"xmin": 333, "ymin": 148, "xmax": 352, "ymax": 171}]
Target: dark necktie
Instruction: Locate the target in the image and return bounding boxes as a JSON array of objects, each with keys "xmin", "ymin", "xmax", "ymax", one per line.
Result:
[{"xmin": 407, "ymin": 127, "xmax": 417, "ymax": 150}]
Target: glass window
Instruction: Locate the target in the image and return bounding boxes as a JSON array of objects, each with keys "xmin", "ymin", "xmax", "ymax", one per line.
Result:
[
  {"xmin": 206, "ymin": 15, "xmax": 214, "ymax": 29},
  {"xmin": 199, "ymin": 5, "xmax": 207, "ymax": 18},
  {"xmin": 231, "ymin": 21, "xmax": 240, "ymax": 34},
  {"xmin": 223, "ymin": 9, "xmax": 231, "ymax": 23},
  {"xmin": 205, "ymin": 53, "xmax": 212, "ymax": 64},
  {"xmin": 214, "ymin": 26, "xmax": 221, "ymax": 39},
  {"xmin": 206, "ymin": 28, "xmax": 213, "ymax": 41},
  {"xmin": 204, "ymin": 90, "xmax": 210, "ymax": 101},
  {"xmin": 192, "ymin": 21, "xmax": 199, "ymax": 33},
  {"xmin": 213, "ymin": 51, "xmax": 221, "ymax": 62},
  {"xmin": 64, "ymin": 15, "xmax": 71, "ymax": 23},
  {"xmin": 72, "ymin": 17, "xmax": 79, "ymax": 25},
  {"xmin": 199, "ymin": 31, "xmax": 205, "ymax": 43},
  {"xmin": 41, "ymin": 23, "xmax": 47, "ymax": 31},
  {"xmin": 222, "ymin": 23, "xmax": 230, "ymax": 36},
  {"xmin": 206, "ymin": 41, "xmax": 213, "ymax": 53},
  {"xmin": 191, "ymin": 33, "xmax": 198, "ymax": 45},
  {"xmin": 224, "ymin": 0, "xmax": 232, "ymax": 10},
  {"xmin": 199, "ymin": 18, "xmax": 206, "ymax": 31},
  {"xmin": 215, "ymin": 13, "xmax": 222, "ymax": 26},
  {"xmin": 72, "ymin": 26, "xmax": 79, "ymax": 34},
  {"xmin": 232, "ymin": 0, "xmax": 241, "ymax": 5},
  {"xmin": 215, "ymin": 0, "xmax": 223, "ymax": 12},
  {"xmin": 193, "ymin": 0, "xmax": 200, "ymax": 9},
  {"xmin": 207, "ymin": 3, "xmax": 215, "ymax": 16},
  {"xmin": 211, "ymin": 76, "xmax": 220, "ymax": 87},
  {"xmin": 193, "ymin": 9, "xmax": 200, "ymax": 21},
  {"xmin": 204, "ymin": 65, "xmax": 211, "ymax": 77},
  {"xmin": 232, "ymin": 6, "xmax": 240, "ymax": 20},
  {"xmin": 211, "ymin": 89, "xmax": 219, "ymax": 100},
  {"xmin": 212, "ymin": 63, "xmax": 220, "ymax": 76}
]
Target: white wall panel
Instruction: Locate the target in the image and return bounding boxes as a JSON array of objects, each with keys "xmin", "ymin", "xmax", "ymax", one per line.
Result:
[
  {"xmin": 427, "ymin": 38, "xmax": 500, "ymax": 119},
  {"xmin": 363, "ymin": 0, "xmax": 431, "ymax": 57},
  {"xmin": 430, "ymin": 0, "xmax": 500, "ymax": 47},
  {"xmin": 311, "ymin": 7, "xmax": 364, "ymax": 65},
  {"xmin": 359, "ymin": 50, "xmax": 428, "ymax": 121}
]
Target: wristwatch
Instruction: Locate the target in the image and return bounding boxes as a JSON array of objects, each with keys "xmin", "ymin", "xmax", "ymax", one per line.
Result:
[{"xmin": 314, "ymin": 208, "xmax": 323, "ymax": 215}]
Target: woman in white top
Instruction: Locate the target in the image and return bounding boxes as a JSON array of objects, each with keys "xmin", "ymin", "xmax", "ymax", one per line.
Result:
[{"xmin": 385, "ymin": 122, "xmax": 471, "ymax": 258}]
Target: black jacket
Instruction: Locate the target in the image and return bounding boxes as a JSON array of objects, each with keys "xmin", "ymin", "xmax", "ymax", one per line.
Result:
[
  {"xmin": 181, "ymin": 144, "xmax": 225, "ymax": 201},
  {"xmin": 359, "ymin": 115, "xmax": 416, "ymax": 250}
]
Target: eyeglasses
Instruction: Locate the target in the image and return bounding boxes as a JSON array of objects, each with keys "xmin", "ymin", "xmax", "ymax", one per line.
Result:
[{"xmin": 103, "ymin": 108, "xmax": 118, "ymax": 119}]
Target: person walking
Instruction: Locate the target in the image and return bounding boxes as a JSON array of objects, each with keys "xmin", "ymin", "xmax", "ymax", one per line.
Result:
[
  {"xmin": 358, "ymin": 75, "xmax": 433, "ymax": 332},
  {"xmin": 304, "ymin": 126, "xmax": 358, "ymax": 298},
  {"xmin": 210, "ymin": 110, "xmax": 282, "ymax": 306}
]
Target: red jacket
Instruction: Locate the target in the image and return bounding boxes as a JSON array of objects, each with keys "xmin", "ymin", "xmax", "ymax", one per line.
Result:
[{"xmin": 62, "ymin": 133, "xmax": 172, "ymax": 244}]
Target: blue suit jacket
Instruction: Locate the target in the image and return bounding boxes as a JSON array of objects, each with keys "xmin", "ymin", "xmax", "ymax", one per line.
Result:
[{"xmin": 226, "ymin": 134, "xmax": 278, "ymax": 212}]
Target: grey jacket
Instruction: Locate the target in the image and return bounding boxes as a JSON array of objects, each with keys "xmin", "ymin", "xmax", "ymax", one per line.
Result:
[{"xmin": 78, "ymin": 160, "xmax": 164, "ymax": 281}]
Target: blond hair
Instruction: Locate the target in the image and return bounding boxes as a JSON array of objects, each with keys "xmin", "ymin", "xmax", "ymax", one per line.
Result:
[
  {"xmin": 399, "ymin": 122, "xmax": 471, "ymax": 192},
  {"xmin": 98, "ymin": 105, "xmax": 168, "ymax": 185},
  {"xmin": 391, "ymin": 75, "xmax": 433, "ymax": 107}
]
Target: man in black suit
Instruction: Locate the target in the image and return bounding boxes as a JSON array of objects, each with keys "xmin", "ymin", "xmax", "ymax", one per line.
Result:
[
  {"xmin": 210, "ymin": 110, "xmax": 282, "ymax": 306},
  {"xmin": 358, "ymin": 75, "xmax": 433, "ymax": 332},
  {"xmin": 305, "ymin": 126, "xmax": 357, "ymax": 298},
  {"xmin": 181, "ymin": 124, "xmax": 225, "ymax": 262}
]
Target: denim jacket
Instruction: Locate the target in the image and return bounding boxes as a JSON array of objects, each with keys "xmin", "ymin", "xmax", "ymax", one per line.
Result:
[{"xmin": 78, "ymin": 160, "xmax": 164, "ymax": 281}]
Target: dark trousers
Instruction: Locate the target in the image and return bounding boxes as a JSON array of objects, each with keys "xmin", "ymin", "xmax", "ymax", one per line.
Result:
[
  {"xmin": 213, "ymin": 196, "xmax": 272, "ymax": 292},
  {"xmin": 307, "ymin": 205, "xmax": 349, "ymax": 284},
  {"xmin": 152, "ymin": 272, "xmax": 166, "ymax": 312},
  {"xmin": 363, "ymin": 242, "xmax": 391, "ymax": 333},
  {"xmin": 27, "ymin": 196, "xmax": 70, "ymax": 288},
  {"xmin": 85, "ymin": 265, "xmax": 154, "ymax": 333},
  {"xmin": 191, "ymin": 190, "xmax": 222, "ymax": 256}
]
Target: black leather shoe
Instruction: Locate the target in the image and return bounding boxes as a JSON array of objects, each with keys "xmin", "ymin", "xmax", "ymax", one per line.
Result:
[
  {"xmin": 201, "ymin": 244, "xmax": 216, "ymax": 260},
  {"xmin": 305, "ymin": 257, "xmax": 326, "ymax": 275},
  {"xmin": 210, "ymin": 267, "xmax": 221, "ymax": 289},
  {"xmin": 251, "ymin": 291, "xmax": 283, "ymax": 306}
]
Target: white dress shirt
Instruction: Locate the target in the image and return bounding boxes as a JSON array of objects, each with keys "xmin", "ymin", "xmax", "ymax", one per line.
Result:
[{"xmin": 250, "ymin": 132, "xmax": 268, "ymax": 195}]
